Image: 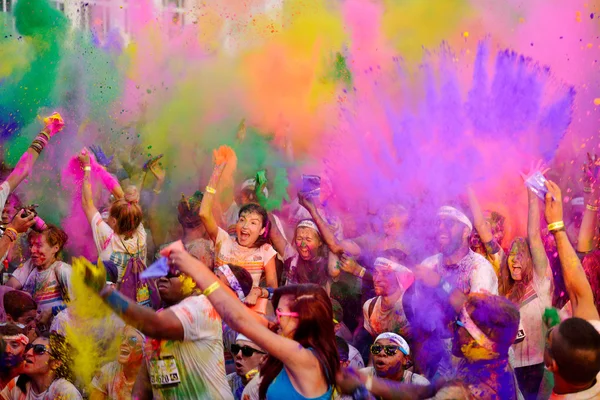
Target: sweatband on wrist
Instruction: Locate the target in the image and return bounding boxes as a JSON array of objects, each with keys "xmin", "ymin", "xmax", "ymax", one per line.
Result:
[
  {"xmin": 203, "ymin": 281, "xmax": 220, "ymax": 297},
  {"xmin": 104, "ymin": 289, "xmax": 130, "ymax": 315},
  {"xmin": 548, "ymin": 221, "xmax": 565, "ymax": 232}
]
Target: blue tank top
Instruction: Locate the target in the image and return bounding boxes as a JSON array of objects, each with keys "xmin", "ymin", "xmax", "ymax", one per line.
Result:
[{"xmin": 266, "ymin": 367, "xmax": 333, "ymax": 400}]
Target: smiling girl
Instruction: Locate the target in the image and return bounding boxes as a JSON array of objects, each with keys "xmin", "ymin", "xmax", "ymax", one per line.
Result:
[{"xmin": 200, "ymin": 149, "xmax": 278, "ymax": 289}]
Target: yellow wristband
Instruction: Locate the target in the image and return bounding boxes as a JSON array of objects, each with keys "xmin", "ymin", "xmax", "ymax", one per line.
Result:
[
  {"xmin": 205, "ymin": 186, "xmax": 217, "ymax": 194},
  {"xmin": 586, "ymin": 204, "xmax": 599, "ymax": 212},
  {"xmin": 547, "ymin": 221, "xmax": 565, "ymax": 232},
  {"xmin": 5, "ymin": 227, "xmax": 18, "ymax": 236},
  {"xmin": 83, "ymin": 166, "xmax": 91, "ymax": 172},
  {"xmin": 203, "ymin": 281, "xmax": 220, "ymax": 297}
]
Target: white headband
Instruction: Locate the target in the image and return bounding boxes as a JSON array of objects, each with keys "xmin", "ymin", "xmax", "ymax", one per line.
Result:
[
  {"xmin": 236, "ymin": 333, "xmax": 251, "ymax": 342},
  {"xmin": 3, "ymin": 334, "xmax": 29, "ymax": 346},
  {"xmin": 571, "ymin": 197, "xmax": 584, "ymax": 206},
  {"xmin": 241, "ymin": 179, "xmax": 269, "ymax": 197},
  {"xmin": 459, "ymin": 307, "xmax": 498, "ymax": 354},
  {"xmin": 375, "ymin": 332, "xmax": 410, "ymax": 356},
  {"xmin": 438, "ymin": 206, "xmax": 473, "ymax": 232},
  {"xmin": 374, "ymin": 257, "xmax": 410, "ymax": 274},
  {"xmin": 217, "ymin": 265, "xmax": 246, "ymax": 300},
  {"xmin": 296, "ymin": 219, "xmax": 320, "ymax": 234}
]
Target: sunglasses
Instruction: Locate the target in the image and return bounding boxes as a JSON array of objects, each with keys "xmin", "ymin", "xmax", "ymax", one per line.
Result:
[
  {"xmin": 231, "ymin": 344, "xmax": 266, "ymax": 357},
  {"xmin": 25, "ymin": 343, "xmax": 51, "ymax": 356},
  {"xmin": 370, "ymin": 344, "xmax": 407, "ymax": 356},
  {"xmin": 275, "ymin": 309, "xmax": 299, "ymax": 323},
  {"xmin": 121, "ymin": 335, "xmax": 140, "ymax": 347}
]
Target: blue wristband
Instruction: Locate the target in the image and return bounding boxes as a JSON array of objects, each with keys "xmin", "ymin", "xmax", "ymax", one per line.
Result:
[{"xmin": 266, "ymin": 287, "xmax": 274, "ymax": 300}]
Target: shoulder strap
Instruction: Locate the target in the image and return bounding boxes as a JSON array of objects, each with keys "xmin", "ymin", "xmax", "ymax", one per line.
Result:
[{"xmin": 368, "ymin": 297, "xmax": 378, "ymax": 319}]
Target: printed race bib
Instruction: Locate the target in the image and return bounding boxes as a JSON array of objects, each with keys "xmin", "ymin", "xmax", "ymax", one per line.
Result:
[
  {"xmin": 514, "ymin": 321, "xmax": 526, "ymax": 344},
  {"xmin": 149, "ymin": 356, "xmax": 181, "ymax": 386}
]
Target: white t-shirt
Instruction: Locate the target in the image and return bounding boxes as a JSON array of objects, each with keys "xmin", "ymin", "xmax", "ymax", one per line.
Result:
[
  {"xmin": 549, "ymin": 320, "xmax": 600, "ymax": 399},
  {"xmin": 348, "ymin": 343, "xmax": 364, "ymax": 370},
  {"xmin": 360, "ymin": 366, "xmax": 430, "ymax": 386},
  {"xmin": 513, "ymin": 266, "xmax": 552, "ymax": 368},
  {"xmin": 91, "ymin": 362, "xmax": 133, "ymax": 400},
  {"xmin": 91, "ymin": 212, "xmax": 147, "ymax": 281},
  {"xmin": 214, "ymin": 227, "xmax": 277, "ymax": 287},
  {"xmin": 421, "ymin": 250, "xmax": 498, "ymax": 295},
  {"xmin": 240, "ymin": 374, "xmax": 261, "ymax": 400},
  {"xmin": 0, "ymin": 181, "xmax": 10, "ymax": 217},
  {"xmin": 11, "ymin": 260, "xmax": 72, "ymax": 311},
  {"xmin": 1, "ymin": 377, "xmax": 82, "ymax": 400},
  {"xmin": 144, "ymin": 295, "xmax": 233, "ymax": 400}
]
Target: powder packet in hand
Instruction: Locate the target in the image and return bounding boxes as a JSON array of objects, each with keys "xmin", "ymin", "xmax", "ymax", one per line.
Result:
[{"xmin": 524, "ymin": 171, "xmax": 549, "ymax": 200}]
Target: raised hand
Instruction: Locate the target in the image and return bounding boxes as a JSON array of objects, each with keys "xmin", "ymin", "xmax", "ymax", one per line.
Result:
[
  {"xmin": 520, "ymin": 159, "xmax": 550, "ymax": 182},
  {"xmin": 89, "ymin": 145, "xmax": 114, "ymax": 167},
  {"xmin": 42, "ymin": 112, "xmax": 65, "ymax": 136},
  {"xmin": 72, "ymin": 257, "xmax": 107, "ymax": 293},
  {"xmin": 582, "ymin": 153, "xmax": 600, "ymax": 192},
  {"xmin": 77, "ymin": 148, "xmax": 91, "ymax": 166},
  {"xmin": 544, "ymin": 180, "xmax": 563, "ymax": 225}
]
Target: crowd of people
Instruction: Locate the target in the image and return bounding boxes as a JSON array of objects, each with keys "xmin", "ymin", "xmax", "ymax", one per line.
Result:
[{"xmin": 0, "ymin": 114, "xmax": 597, "ymax": 400}]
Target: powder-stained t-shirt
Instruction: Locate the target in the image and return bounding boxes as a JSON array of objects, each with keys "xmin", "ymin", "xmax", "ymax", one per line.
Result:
[
  {"xmin": 363, "ymin": 295, "xmax": 410, "ymax": 339},
  {"xmin": 12, "ymin": 260, "xmax": 72, "ymax": 311},
  {"xmin": 144, "ymin": 295, "xmax": 233, "ymax": 400},
  {"xmin": 91, "ymin": 212, "xmax": 147, "ymax": 281},
  {"xmin": 214, "ymin": 228, "xmax": 277, "ymax": 287},
  {"xmin": 421, "ymin": 250, "xmax": 498, "ymax": 296},
  {"xmin": 91, "ymin": 361, "xmax": 134, "ymax": 400},
  {"xmin": 1, "ymin": 377, "xmax": 82, "ymax": 400},
  {"xmin": 0, "ymin": 181, "xmax": 10, "ymax": 217}
]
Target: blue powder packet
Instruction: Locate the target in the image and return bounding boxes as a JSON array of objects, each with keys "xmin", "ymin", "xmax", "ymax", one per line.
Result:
[
  {"xmin": 140, "ymin": 257, "xmax": 169, "ymax": 279},
  {"xmin": 525, "ymin": 171, "xmax": 549, "ymax": 200}
]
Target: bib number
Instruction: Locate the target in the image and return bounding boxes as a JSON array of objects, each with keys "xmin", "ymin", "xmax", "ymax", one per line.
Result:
[{"xmin": 149, "ymin": 356, "xmax": 181, "ymax": 386}]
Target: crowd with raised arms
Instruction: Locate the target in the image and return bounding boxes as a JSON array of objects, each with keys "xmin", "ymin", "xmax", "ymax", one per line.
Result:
[{"xmin": 0, "ymin": 114, "xmax": 597, "ymax": 400}]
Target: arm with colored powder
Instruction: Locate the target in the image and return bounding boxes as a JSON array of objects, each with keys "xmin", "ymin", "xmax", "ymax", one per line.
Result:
[
  {"xmin": 336, "ymin": 368, "xmax": 436, "ymax": 400},
  {"xmin": 526, "ymin": 187, "xmax": 549, "ymax": 279},
  {"xmin": 297, "ymin": 192, "xmax": 348, "ymax": 256},
  {"xmin": 199, "ymin": 161, "xmax": 228, "ymax": 243},
  {"xmin": 131, "ymin": 361, "xmax": 152, "ymax": 400},
  {"xmin": 467, "ymin": 186, "xmax": 494, "ymax": 244},
  {"xmin": 1, "ymin": 213, "xmax": 36, "ymax": 289},
  {"xmin": 169, "ymin": 249, "xmax": 328, "ymax": 395},
  {"xmin": 544, "ymin": 180, "xmax": 600, "ymax": 320},
  {"xmin": 5, "ymin": 114, "xmax": 64, "ymax": 194},
  {"xmin": 577, "ymin": 154, "xmax": 600, "ymax": 253},
  {"xmin": 268, "ymin": 213, "xmax": 288, "ymax": 257},
  {"xmin": 78, "ymin": 150, "xmax": 99, "ymax": 222},
  {"xmin": 146, "ymin": 159, "xmax": 167, "ymax": 247}
]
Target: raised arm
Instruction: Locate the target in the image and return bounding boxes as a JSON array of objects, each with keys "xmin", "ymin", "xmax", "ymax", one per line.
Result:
[
  {"xmin": 336, "ymin": 368, "xmax": 436, "ymax": 400},
  {"xmin": 169, "ymin": 249, "xmax": 323, "ymax": 392},
  {"xmin": 146, "ymin": 160, "xmax": 167, "ymax": 247},
  {"xmin": 2, "ymin": 212, "xmax": 36, "ymax": 289},
  {"xmin": 199, "ymin": 160, "xmax": 229, "ymax": 243},
  {"xmin": 78, "ymin": 150, "xmax": 99, "ymax": 223},
  {"xmin": 467, "ymin": 186, "xmax": 494, "ymax": 244},
  {"xmin": 544, "ymin": 180, "xmax": 599, "ymax": 320},
  {"xmin": 298, "ymin": 192, "xmax": 344, "ymax": 255},
  {"xmin": 577, "ymin": 153, "xmax": 600, "ymax": 253},
  {"xmin": 268, "ymin": 213, "xmax": 288, "ymax": 256},
  {"xmin": 526, "ymin": 188, "xmax": 549, "ymax": 279},
  {"xmin": 5, "ymin": 114, "xmax": 64, "ymax": 194}
]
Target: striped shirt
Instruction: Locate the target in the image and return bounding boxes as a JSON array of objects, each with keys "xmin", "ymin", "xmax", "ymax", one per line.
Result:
[
  {"xmin": 12, "ymin": 260, "xmax": 72, "ymax": 311},
  {"xmin": 214, "ymin": 228, "xmax": 277, "ymax": 287}
]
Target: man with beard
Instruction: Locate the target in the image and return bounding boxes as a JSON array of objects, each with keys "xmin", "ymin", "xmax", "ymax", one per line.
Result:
[
  {"xmin": 0, "ymin": 324, "xmax": 29, "ymax": 389},
  {"xmin": 421, "ymin": 206, "xmax": 498, "ymax": 295}
]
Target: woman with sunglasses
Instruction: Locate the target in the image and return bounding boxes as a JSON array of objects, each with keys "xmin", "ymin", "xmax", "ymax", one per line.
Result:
[
  {"xmin": 90, "ymin": 326, "xmax": 144, "ymax": 400},
  {"xmin": 360, "ymin": 333, "xmax": 429, "ymax": 388},
  {"xmin": 168, "ymin": 247, "xmax": 339, "ymax": 400},
  {"xmin": 0, "ymin": 332, "xmax": 82, "ymax": 400},
  {"xmin": 227, "ymin": 333, "xmax": 268, "ymax": 400}
]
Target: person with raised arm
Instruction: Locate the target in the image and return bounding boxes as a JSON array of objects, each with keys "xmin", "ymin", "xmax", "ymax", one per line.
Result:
[
  {"xmin": 200, "ymin": 146, "xmax": 278, "ymax": 289},
  {"xmin": 542, "ymin": 180, "xmax": 600, "ymax": 399},
  {"xmin": 165, "ymin": 249, "xmax": 339, "ymax": 400}
]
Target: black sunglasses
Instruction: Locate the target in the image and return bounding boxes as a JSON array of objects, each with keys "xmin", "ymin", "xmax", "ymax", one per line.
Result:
[
  {"xmin": 231, "ymin": 344, "xmax": 266, "ymax": 357},
  {"xmin": 25, "ymin": 343, "xmax": 51, "ymax": 356},
  {"xmin": 370, "ymin": 344, "xmax": 406, "ymax": 357}
]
